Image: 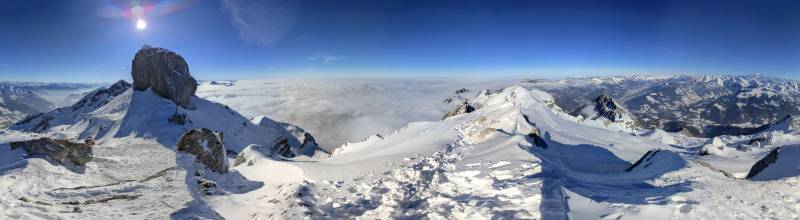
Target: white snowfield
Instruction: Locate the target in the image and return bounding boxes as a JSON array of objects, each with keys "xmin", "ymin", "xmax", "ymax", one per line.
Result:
[{"xmin": 1, "ymin": 83, "xmax": 800, "ymax": 219}]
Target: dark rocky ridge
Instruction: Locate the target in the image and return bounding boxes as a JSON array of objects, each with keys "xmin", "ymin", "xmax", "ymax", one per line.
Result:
[
  {"xmin": 593, "ymin": 95, "xmax": 627, "ymax": 122},
  {"xmin": 131, "ymin": 45, "xmax": 197, "ymax": 107}
]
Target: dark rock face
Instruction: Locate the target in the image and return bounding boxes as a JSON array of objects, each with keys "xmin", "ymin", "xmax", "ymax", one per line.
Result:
[
  {"xmin": 299, "ymin": 133, "xmax": 318, "ymax": 151},
  {"xmin": 168, "ymin": 111, "xmax": 190, "ymax": 125},
  {"xmin": 131, "ymin": 45, "xmax": 197, "ymax": 107},
  {"xmin": 10, "ymin": 138, "xmax": 93, "ymax": 166},
  {"xmin": 746, "ymin": 148, "xmax": 780, "ymax": 179},
  {"xmin": 271, "ymin": 138, "xmax": 294, "ymax": 158},
  {"xmin": 177, "ymin": 128, "xmax": 228, "ymax": 174},
  {"xmin": 527, "ymin": 130, "xmax": 548, "ymax": 149},
  {"xmin": 442, "ymin": 102, "xmax": 476, "ymax": 120},
  {"xmin": 625, "ymin": 150, "xmax": 661, "ymax": 172},
  {"xmin": 594, "ymin": 95, "xmax": 626, "ymax": 122}
]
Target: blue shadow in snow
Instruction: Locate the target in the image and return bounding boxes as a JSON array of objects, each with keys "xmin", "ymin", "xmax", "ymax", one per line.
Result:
[{"xmin": 523, "ymin": 131, "xmax": 692, "ymax": 219}]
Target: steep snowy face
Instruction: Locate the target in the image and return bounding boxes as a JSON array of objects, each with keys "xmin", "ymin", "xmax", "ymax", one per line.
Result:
[
  {"xmin": 526, "ymin": 75, "xmax": 800, "ymax": 137},
  {"xmin": 131, "ymin": 45, "xmax": 198, "ymax": 107}
]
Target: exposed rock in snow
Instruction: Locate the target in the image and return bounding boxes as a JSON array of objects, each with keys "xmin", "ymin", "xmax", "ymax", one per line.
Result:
[
  {"xmin": 251, "ymin": 116, "xmax": 329, "ymax": 158},
  {"xmin": 746, "ymin": 145, "xmax": 800, "ymax": 180},
  {"xmin": 591, "ymin": 94, "xmax": 627, "ymax": 122},
  {"xmin": 573, "ymin": 94, "xmax": 638, "ymax": 131},
  {"xmin": 527, "ymin": 127, "xmax": 548, "ymax": 149},
  {"xmin": 10, "ymin": 137, "xmax": 93, "ymax": 166},
  {"xmin": 168, "ymin": 111, "xmax": 190, "ymax": 125},
  {"xmin": 131, "ymin": 45, "xmax": 197, "ymax": 107},
  {"xmin": 442, "ymin": 101, "xmax": 476, "ymax": 120},
  {"xmin": 625, "ymin": 149, "xmax": 683, "ymax": 175},
  {"xmin": 176, "ymin": 128, "xmax": 228, "ymax": 174}
]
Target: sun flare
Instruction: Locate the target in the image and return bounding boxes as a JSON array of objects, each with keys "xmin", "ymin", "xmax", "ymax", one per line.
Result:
[{"xmin": 136, "ymin": 19, "xmax": 147, "ymax": 30}]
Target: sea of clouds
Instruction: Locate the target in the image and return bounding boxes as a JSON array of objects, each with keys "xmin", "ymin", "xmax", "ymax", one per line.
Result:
[{"xmin": 196, "ymin": 77, "xmax": 518, "ymax": 150}]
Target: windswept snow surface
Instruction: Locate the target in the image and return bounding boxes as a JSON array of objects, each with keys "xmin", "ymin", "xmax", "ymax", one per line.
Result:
[{"xmin": 2, "ymin": 83, "xmax": 800, "ymax": 219}]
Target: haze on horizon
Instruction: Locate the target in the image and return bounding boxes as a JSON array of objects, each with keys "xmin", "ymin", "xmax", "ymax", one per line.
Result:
[{"xmin": 1, "ymin": 0, "xmax": 799, "ymax": 82}]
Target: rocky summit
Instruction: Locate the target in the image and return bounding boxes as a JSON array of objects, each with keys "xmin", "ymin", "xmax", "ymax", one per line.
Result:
[{"xmin": 131, "ymin": 45, "xmax": 197, "ymax": 107}]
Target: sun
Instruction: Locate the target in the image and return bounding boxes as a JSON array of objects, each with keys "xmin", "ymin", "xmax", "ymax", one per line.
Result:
[{"xmin": 136, "ymin": 19, "xmax": 147, "ymax": 30}]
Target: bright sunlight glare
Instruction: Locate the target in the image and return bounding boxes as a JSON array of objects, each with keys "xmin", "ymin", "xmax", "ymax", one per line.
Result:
[{"xmin": 136, "ymin": 19, "xmax": 147, "ymax": 30}]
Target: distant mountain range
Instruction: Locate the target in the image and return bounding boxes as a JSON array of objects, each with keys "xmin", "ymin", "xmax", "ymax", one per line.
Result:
[
  {"xmin": 0, "ymin": 82, "xmax": 104, "ymax": 128},
  {"xmin": 525, "ymin": 74, "xmax": 800, "ymax": 137}
]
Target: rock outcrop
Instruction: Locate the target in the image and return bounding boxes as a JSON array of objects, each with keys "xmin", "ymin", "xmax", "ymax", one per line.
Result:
[
  {"xmin": 10, "ymin": 138, "xmax": 93, "ymax": 166},
  {"xmin": 442, "ymin": 102, "xmax": 476, "ymax": 120},
  {"xmin": 745, "ymin": 145, "xmax": 800, "ymax": 180},
  {"xmin": 131, "ymin": 45, "xmax": 197, "ymax": 107},
  {"xmin": 593, "ymin": 95, "xmax": 627, "ymax": 122},
  {"xmin": 746, "ymin": 148, "xmax": 780, "ymax": 179},
  {"xmin": 177, "ymin": 128, "xmax": 228, "ymax": 174},
  {"xmin": 251, "ymin": 116, "xmax": 329, "ymax": 158}
]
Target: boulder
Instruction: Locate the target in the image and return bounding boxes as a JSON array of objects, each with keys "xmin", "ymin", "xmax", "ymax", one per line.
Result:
[
  {"xmin": 10, "ymin": 138, "xmax": 93, "ymax": 166},
  {"xmin": 177, "ymin": 128, "xmax": 228, "ymax": 174},
  {"xmin": 131, "ymin": 45, "xmax": 197, "ymax": 107}
]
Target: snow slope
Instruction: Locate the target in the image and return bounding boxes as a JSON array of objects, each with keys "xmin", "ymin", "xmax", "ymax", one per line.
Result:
[{"xmin": 2, "ymin": 83, "xmax": 800, "ymax": 219}]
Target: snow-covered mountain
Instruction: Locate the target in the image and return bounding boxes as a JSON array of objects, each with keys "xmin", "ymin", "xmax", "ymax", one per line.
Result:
[
  {"xmin": 0, "ymin": 83, "xmax": 53, "ymax": 128},
  {"xmin": 2, "ymin": 51, "xmax": 800, "ymax": 220},
  {"xmin": 526, "ymin": 74, "xmax": 800, "ymax": 137},
  {"xmin": 4, "ymin": 79, "xmax": 800, "ymax": 218},
  {"xmin": 0, "ymin": 82, "xmax": 104, "ymax": 128}
]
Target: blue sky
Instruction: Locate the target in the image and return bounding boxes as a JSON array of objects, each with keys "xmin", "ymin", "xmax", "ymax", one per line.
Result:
[{"xmin": 0, "ymin": 0, "xmax": 799, "ymax": 82}]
